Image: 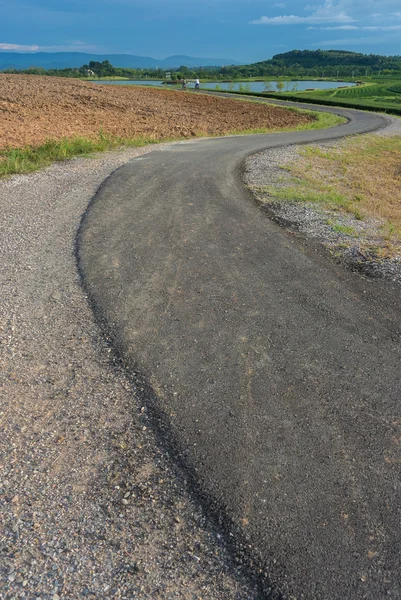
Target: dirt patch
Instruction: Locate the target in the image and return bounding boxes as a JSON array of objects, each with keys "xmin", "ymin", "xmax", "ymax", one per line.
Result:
[{"xmin": 0, "ymin": 74, "xmax": 312, "ymax": 149}]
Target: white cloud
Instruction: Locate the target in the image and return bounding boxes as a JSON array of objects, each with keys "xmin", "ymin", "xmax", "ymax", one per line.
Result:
[
  {"xmin": 0, "ymin": 43, "xmax": 40, "ymax": 51},
  {"xmin": 370, "ymin": 25, "xmax": 401, "ymax": 30},
  {"xmin": 251, "ymin": 0, "xmax": 401, "ymax": 28},
  {"xmin": 251, "ymin": 12, "xmax": 353, "ymax": 25},
  {"xmin": 309, "ymin": 24, "xmax": 401, "ymax": 31},
  {"xmin": 250, "ymin": 1, "xmax": 355, "ymax": 25},
  {"xmin": 39, "ymin": 42, "xmax": 103, "ymax": 52},
  {"xmin": 0, "ymin": 41, "xmax": 104, "ymax": 53},
  {"xmin": 308, "ymin": 24, "xmax": 357, "ymax": 29}
]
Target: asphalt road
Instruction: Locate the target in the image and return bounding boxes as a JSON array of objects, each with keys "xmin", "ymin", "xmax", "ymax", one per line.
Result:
[{"xmin": 78, "ymin": 102, "xmax": 401, "ymax": 599}]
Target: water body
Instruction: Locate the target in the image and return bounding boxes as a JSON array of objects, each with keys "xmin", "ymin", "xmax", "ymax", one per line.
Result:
[
  {"xmin": 202, "ymin": 80, "xmax": 355, "ymax": 92},
  {"xmin": 92, "ymin": 80, "xmax": 355, "ymax": 92}
]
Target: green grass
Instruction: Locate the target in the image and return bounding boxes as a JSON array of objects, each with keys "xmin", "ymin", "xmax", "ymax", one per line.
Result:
[
  {"xmin": 331, "ymin": 224, "xmax": 357, "ymax": 235},
  {"xmin": 0, "ymin": 134, "xmax": 160, "ymax": 177},
  {"xmin": 267, "ymin": 183, "xmax": 351, "ymax": 209},
  {"xmin": 227, "ymin": 109, "xmax": 344, "ymax": 136},
  {"xmin": 292, "ymin": 108, "xmax": 345, "ymax": 130},
  {"xmin": 265, "ymin": 80, "xmax": 401, "ymax": 114},
  {"xmin": 388, "ymin": 83, "xmax": 401, "ymax": 94}
]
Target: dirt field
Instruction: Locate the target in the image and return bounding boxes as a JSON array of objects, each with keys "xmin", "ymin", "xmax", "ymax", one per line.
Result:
[{"xmin": 0, "ymin": 74, "xmax": 313, "ymax": 149}]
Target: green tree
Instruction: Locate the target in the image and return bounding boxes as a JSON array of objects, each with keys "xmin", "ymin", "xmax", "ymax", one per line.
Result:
[{"xmin": 263, "ymin": 79, "xmax": 273, "ymax": 92}]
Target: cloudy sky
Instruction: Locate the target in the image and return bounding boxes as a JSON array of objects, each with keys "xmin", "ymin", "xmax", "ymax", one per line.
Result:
[{"xmin": 0, "ymin": 0, "xmax": 400, "ymax": 62}]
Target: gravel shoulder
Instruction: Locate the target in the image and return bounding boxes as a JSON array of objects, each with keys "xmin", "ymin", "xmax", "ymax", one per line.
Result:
[
  {"xmin": 0, "ymin": 145, "xmax": 262, "ymax": 600},
  {"xmin": 244, "ymin": 116, "xmax": 401, "ymax": 284}
]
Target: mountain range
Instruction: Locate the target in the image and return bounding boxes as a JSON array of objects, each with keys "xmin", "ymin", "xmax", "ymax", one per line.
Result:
[{"xmin": 0, "ymin": 52, "xmax": 239, "ymax": 70}]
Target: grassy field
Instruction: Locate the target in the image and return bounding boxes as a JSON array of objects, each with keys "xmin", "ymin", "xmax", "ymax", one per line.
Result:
[
  {"xmin": 248, "ymin": 79, "xmax": 401, "ymax": 116},
  {"xmin": 265, "ymin": 134, "xmax": 401, "ymax": 257},
  {"xmin": 289, "ymin": 80, "xmax": 401, "ymax": 113}
]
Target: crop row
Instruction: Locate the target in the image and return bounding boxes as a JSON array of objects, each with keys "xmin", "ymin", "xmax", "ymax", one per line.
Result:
[
  {"xmin": 221, "ymin": 88, "xmax": 401, "ymax": 116},
  {"xmin": 388, "ymin": 83, "xmax": 401, "ymax": 94},
  {"xmin": 332, "ymin": 84, "xmax": 392, "ymax": 98}
]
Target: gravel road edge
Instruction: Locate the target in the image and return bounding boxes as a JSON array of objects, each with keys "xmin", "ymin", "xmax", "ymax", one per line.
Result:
[{"xmin": 0, "ymin": 144, "xmax": 264, "ymax": 600}]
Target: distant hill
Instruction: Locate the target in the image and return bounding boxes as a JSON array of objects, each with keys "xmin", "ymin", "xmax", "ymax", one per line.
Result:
[
  {"xmin": 0, "ymin": 52, "xmax": 239, "ymax": 70},
  {"xmin": 216, "ymin": 49, "xmax": 401, "ymax": 78},
  {"xmin": 258, "ymin": 49, "xmax": 401, "ymax": 69}
]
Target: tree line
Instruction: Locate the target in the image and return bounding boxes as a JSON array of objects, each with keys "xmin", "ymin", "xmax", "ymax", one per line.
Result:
[
  {"xmin": 220, "ymin": 50, "xmax": 401, "ymax": 78},
  {"xmin": 3, "ymin": 51, "xmax": 401, "ymax": 81}
]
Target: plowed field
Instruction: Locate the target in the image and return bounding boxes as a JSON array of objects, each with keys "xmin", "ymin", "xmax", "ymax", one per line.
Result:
[{"xmin": 0, "ymin": 74, "xmax": 313, "ymax": 149}]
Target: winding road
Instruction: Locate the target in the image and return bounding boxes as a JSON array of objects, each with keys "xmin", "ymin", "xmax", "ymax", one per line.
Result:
[{"xmin": 78, "ymin": 100, "xmax": 401, "ymax": 599}]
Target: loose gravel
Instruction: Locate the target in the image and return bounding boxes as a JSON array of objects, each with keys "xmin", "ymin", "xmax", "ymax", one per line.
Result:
[
  {"xmin": 244, "ymin": 116, "xmax": 401, "ymax": 284},
  {"xmin": 0, "ymin": 145, "xmax": 262, "ymax": 600}
]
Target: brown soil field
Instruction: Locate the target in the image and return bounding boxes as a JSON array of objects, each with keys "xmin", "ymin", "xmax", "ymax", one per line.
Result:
[{"xmin": 0, "ymin": 74, "xmax": 313, "ymax": 149}]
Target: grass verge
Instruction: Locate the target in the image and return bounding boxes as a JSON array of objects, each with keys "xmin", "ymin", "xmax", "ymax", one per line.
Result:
[
  {"xmin": 0, "ymin": 106, "xmax": 344, "ymax": 178},
  {"xmin": 265, "ymin": 134, "xmax": 401, "ymax": 257},
  {"xmin": 0, "ymin": 135, "xmax": 161, "ymax": 177},
  {"xmin": 227, "ymin": 104, "xmax": 344, "ymax": 134}
]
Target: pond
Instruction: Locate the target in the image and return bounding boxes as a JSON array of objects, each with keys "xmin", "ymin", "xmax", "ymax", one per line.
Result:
[
  {"xmin": 92, "ymin": 80, "xmax": 356, "ymax": 92},
  {"xmin": 196, "ymin": 80, "xmax": 356, "ymax": 92}
]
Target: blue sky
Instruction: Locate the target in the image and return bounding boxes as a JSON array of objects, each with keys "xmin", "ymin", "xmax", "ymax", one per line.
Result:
[{"xmin": 0, "ymin": 0, "xmax": 400, "ymax": 63}]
